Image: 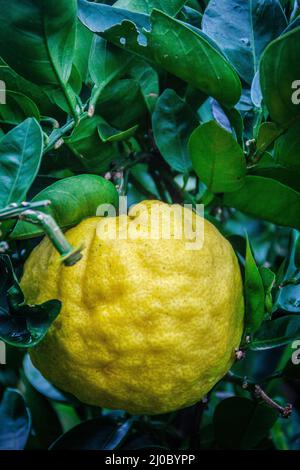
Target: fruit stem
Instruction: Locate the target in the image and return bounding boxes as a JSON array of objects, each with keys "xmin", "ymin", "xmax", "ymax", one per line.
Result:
[{"xmin": 19, "ymin": 210, "xmax": 83, "ymax": 267}]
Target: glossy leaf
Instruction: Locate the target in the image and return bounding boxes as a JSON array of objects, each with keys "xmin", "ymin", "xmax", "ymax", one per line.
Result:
[
  {"xmin": 223, "ymin": 176, "xmax": 300, "ymax": 230},
  {"xmin": 0, "ymin": 389, "xmax": 31, "ymax": 450},
  {"xmin": 129, "ymin": 59, "xmax": 159, "ymax": 112},
  {"xmin": 12, "ymin": 174, "xmax": 119, "ymax": 240},
  {"xmin": 214, "ymin": 397, "xmax": 278, "ymax": 449},
  {"xmin": 23, "ymin": 354, "xmax": 68, "ymax": 403},
  {"xmin": 0, "ymin": 0, "xmax": 77, "ymax": 117},
  {"xmin": 89, "ymin": 36, "xmax": 133, "ymax": 92},
  {"xmin": 73, "ymin": 21, "xmax": 94, "ymax": 83},
  {"xmin": 244, "ymin": 236, "xmax": 265, "ymax": 334},
  {"xmin": 152, "ymin": 89, "xmax": 198, "ymax": 173},
  {"xmin": 202, "ymin": 0, "xmax": 287, "ymax": 84},
  {"xmin": 260, "ymin": 26, "xmax": 300, "ymax": 124},
  {"xmin": 276, "ymin": 231, "xmax": 300, "ymax": 313},
  {"xmin": 0, "ymin": 0, "xmax": 76, "ymax": 87},
  {"xmin": 98, "ymin": 120, "xmax": 138, "ymax": 143},
  {"xmin": 96, "ymin": 79, "xmax": 146, "ymax": 130},
  {"xmin": 0, "ymin": 61, "xmax": 58, "ymax": 117},
  {"xmin": 256, "ymin": 122, "xmax": 282, "ymax": 152},
  {"xmin": 78, "ymin": 2, "xmax": 242, "ymax": 107},
  {"xmin": 0, "ymin": 91, "xmax": 40, "ymax": 125},
  {"xmin": 189, "ymin": 121, "xmax": 246, "ymax": 193},
  {"xmin": 0, "ymin": 118, "xmax": 43, "ymax": 209},
  {"xmin": 250, "ymin": 316, "xmax": 300, "ymax": 350},
  {"xmin": 65, "ymin": 116, "xmax": 117, "ymax": 173},
  {"xmin": 274, "ymin": 122, "xmax": 300, "ymax": 171},
  {"xmin": 0, "ymin": 255, "xmax": 61, "ymax": 348},
  {"xmin": 113, "ymin": 0, "xmax": 186, "ymax": 16},
  {"xmin": 50, "ymin": 417, "xmax": 133, "ymax": 450}
]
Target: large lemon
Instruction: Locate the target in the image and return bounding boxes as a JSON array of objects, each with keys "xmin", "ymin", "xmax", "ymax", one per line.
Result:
[{"xmin": 21, "ymin": 200, "xmax": 244, "ymax": 414}]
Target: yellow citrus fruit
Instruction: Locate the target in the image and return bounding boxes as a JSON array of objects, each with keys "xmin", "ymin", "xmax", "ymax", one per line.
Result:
[{"xmin": 21, "ymin": 200, "xmax": 244, "ymax": 415}]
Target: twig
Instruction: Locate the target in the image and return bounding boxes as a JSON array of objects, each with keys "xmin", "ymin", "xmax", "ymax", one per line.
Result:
[
  {"xmin": 253, "ymin": 385, "xmax": 293, "ymax": 418},
  {"xmin": 19, "ymin": 210, "xmax": 83, "ymax": 267}
]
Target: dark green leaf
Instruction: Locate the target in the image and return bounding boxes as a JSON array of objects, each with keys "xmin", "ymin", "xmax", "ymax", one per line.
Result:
[
  {"xmin": 65, "ymin": 117, "xmax": 117, "ymax": 174},
  {"xmin": 89, "ymin": 36, "xmax": 134, "ymax": 93},
  {"xmin": 0, "ymin": 118, "xmax": 43, "ymax": 209},
  {"xmin": 202, "ymin": 0, "xmax": 287, "ymax": 84},
  {"xmin": 250, "ymin": 316, "xmax": 300, "ymax": 350},
  {"xmin": 78, "ymin": 2, "xmax": 242, "ymax": 107},
  {"xmin": 0, "ymin": 0, "xmax": 78, "ymax": 117},
  {"xmin": 260, "ymin": 26, "xmax": 300, "ymax": 125},
  {"xmin": 113, "ymin": 0, "xmax": 186, "ymax": 16},
  {"xmin": 0, "ymin": 0, "xmax": 76, "ymax": 85},
  {"xmin": 98, "ymin": 119, "xmax": 138, "ymax": 143},
  {"xmin": 213, "ymin": 397, "xmax": 278, "ymax": 449},
  {"xmin": 73, "ymin": 21, "xmax": 94, "ymax": 83},
  {"xmin": 129, "ymin": 59, "xmax": 159, "ymax": 112},
  {"xmin": 0, "ymin": 91, "xmax": 40, "ymax": 125},
  {"xmin": 152, "ymin": 89, "xmax": 198, "ymax": 173},
  {"xmin": 189, "ymin": 121, "xmax": 246, "ymax": 192},
  {"xmin": 276, "ymin": 231, "xmax": 300, "ymax": 313},
  {"xmin": 274, "ymin": 122, "xmax": 300, "ymax": 171},
  {"xmin": 223, "ymin": 176, "xmax": 300, "ymax": 230},
  {"xmin": 96, "ymin": 79, "xmax": 146, "ymax": 130},
  {"xmin": 23, "ymin": 354, "xmax": 68, "ymax": 403},
  {"xmin": 0, "ymin": 60, "xmax": 59, "ymax": 117},
  {"xmin": 22, "ymin": 370, "xmax": 63, "ymax": 449},
  {"xmin": 256, "ymin": 122, "xmax": 282, "ymax": 153},
  {"xmin": 0, "ymin": 388, "xmax": 31, "ymax": 450},
  {"xmin": 244, "ymin": 236, "xmax": 265, "ymax": 333},
  {"xmin": 12, "ymin": 174, "xmax": 119, "ymax": 240},
  {"xmin": 50, "ymin": 417, "xmax": 133, "ymax": 450}
]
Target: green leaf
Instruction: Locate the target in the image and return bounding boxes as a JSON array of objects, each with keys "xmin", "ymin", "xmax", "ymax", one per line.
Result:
[
  {"xmin": 0, "ymin": 90, "xmax": 40, "ymax": 125},
  {"xmin": 0, "ymin": 0, "xmax": 77, "ymax": 116},
  {"xmin": 202, "ymin": 0, "xmax": 287, "ymax": 84},
  {"xmin": 65, "ymin": 116, "xmax": 117, "ymax": 173},
  {"xmin": 244, "ymin": 236, "xmax": 265, "ymax": 334},
  {"xmin": 0, "ymin": 389, "xmax": 31, "ymax": 450},
  {"xmin": 96, "ymin": 79, "xmax": 146, "ymax": 131},
  {"xmin": 0, "ymin": 0, "xmax": 76, "ymax": 87},
  {"xmin": 50, "ymin": 417, "xmax": 133, "ymax": 450},
  {"xmin": 113, "ymin": 0, "xmax": 186, "ymax": 16},
  {"xmin": 0, "ymin": 60, "xmax": 59, "ymax": 117},
  {"xmin": 129, "ymin": 59, "xmax": 159, "ymax": 112},
  {"xmin": 260, "ymin": 26, "xmax": 300, "ymax": 125},
  {"xmin": 152, "ymin": 89, "xmax": 198, "ymax": 173},
  {"xmin": 98, "ymin": 120, "xmax": 138, "ymax": 143},
  {"xmin": 250, "ymin": 316, "xmax": 300, "ymax": 350},
  {"xmin": 223, "ymin": 176, "xmax": 300, "ymax": 230},
  {"xmin": 256, "ymin": 122, "xmax": 282, "ymax": 153},
  {"xmin": 213, "ymin": 397, "xmax": 278, "ymax": 449},
  {"xmin": 189, "ymin": 121, "xmax": 246, "ymax": 193},
  {"xmin": 0, "ymin": 118, "xmax": 43, "ymax": 209},
  {"xmin": 274, "ymin": 122, "xmax": 300, "ymax": 171},
  {"xmin": 148, "ymin": 10, "xmax": 241, "ymax": 107},
  {"xmin": 249, "ymin": 165, "xmax": 300, "ymax": 194},
  {"xmin": 0, "ymin": 255, "xmax": 61, "ymax": 348},
  {"xmin": 78, "ymin": 2, "xmax": 242, "ymax": 107},
  {"xmin": 295, "ymin": 234, "xmax": 300, "ymax": 270},
  {"xmin": 23, "ymin": 354, "xmax": 69, "ymax": 403},
  {"xmin": 89, "ymin": 36, "xmax": 134, "ymax": 93},
  {"xmin": 276, "ymin": 231, "xmax": 300, "ymax": 313},
  {"xmin": 73, "ymin": 21, "xmax": 94, "ymax": 83},
  {"xmin": 11, "ymin": 174, "xmax": 119, "ymax": 240}
]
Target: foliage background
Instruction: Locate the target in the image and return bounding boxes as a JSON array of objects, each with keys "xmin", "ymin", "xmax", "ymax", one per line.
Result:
[{"xmin": 0, "ymin": 0, "xmax": 300, "ymax": 450}]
